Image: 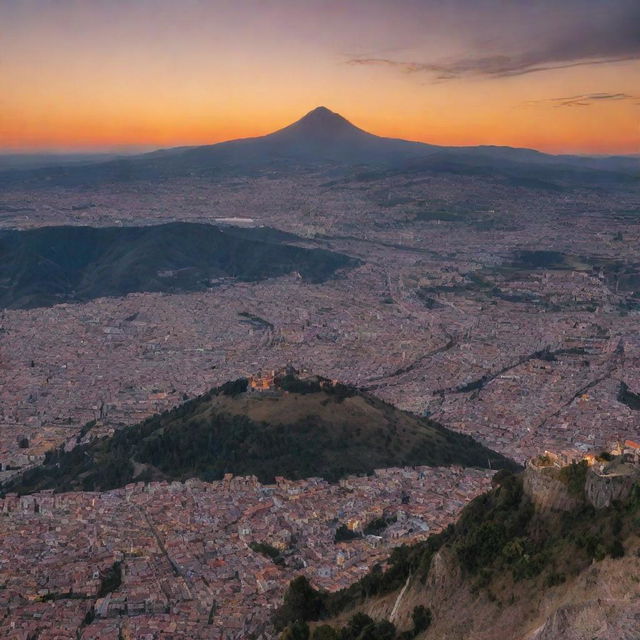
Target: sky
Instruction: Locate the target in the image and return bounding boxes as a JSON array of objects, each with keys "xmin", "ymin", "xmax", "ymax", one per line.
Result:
[{"xmin": 1, "ymin": 0, "xmax": 639, "ymax": 154}]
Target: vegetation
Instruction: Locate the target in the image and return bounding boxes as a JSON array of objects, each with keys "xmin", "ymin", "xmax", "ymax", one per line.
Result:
[
  {"xmin": 363, "ymin": 516, "xmax": 397, "ymax": 536},
  {"xmin": 3, "ymin": 377, "xmax": 517, "ymax": 494},
  {"xmin": 275, "ymin": 374, "xmax": 357, "ymax": 400},
  {"xmin": 274, "ymin": 576, "xmax": 327, "ymax": 631},
  {"xmin": 279, "ymin": 612, "xmax": 396, "ymax": 640},
  {"xmin": 249, "ymin": 541, "xmax": 286, "ymax": 567},
  {"xmin": 274, "ymin": 470, "xmax": 640, "ymax": 636},
  {"xmin": 411, "ymin": 605, "xmax": 431, "ymax": 634},
  {"xmin": 218, "ymin": 378, "xmax": 249, "ymax": 397},
  {"xmin": 510, "ymin": 250, "xmax": 568, "ymax": 270},
  {"xmin": 558, "ymin": 460, "xmax": 589, "ymax": 496},
  {"xmin": 334, "ymin": 525, "xmax": 361, "ymax": 543},
  {"xmin": 336, "ymin": 613, "xmax": 396, "ymax": 640},
  {"xmin": 618, "ymin": 381, "xmax": 640, "ymax": 411},
  {"xmin": 274, "ymin": 528, "xmax": 452, "ymax": 631},
  {"xmin": 0, "ymin": 223, "xmax": 358, "ymax": 309},
  {"xmin": 97, "ymin": 562, "xmax": 123, "ymax": 597}
]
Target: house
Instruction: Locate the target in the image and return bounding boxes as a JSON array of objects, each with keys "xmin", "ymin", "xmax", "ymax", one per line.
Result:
[{"xmin": 623, "ymin": 439, "xmax": 640, "ymax": 463}]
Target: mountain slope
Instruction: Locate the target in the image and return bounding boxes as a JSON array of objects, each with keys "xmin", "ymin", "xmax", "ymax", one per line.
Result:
[
  {"xmin": 275, "ymin": 457, "xmax": 640, "ymax": 640},
  {"xmin": 1, "ymin": 107, "xmax": 636, "ymax": 188},
  {"xmin": 162, "ymin": 106, "xmax": 436, "ymax": 167},
  {"xmin": 2, "ymin": 374, "xmax": 518, "ymax": 494},
  {"xmin": 0, "ymin": 222, "xmax": 357, "ymax": 309}
]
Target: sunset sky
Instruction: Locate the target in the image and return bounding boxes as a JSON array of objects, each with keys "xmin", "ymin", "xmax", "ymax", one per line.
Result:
[{"xmin": 1, "ymin": 0, "xmax": 639, "ymax": 154}]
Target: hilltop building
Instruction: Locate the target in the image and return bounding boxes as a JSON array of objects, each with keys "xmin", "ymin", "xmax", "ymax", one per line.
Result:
[{"xmin": 247, "ymin": 365, "xmax": 304, "ymax": 392}]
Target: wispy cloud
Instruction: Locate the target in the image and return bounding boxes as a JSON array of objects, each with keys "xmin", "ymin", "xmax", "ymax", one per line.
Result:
[
  {"xmin": 346, "ymin": 1, "xmax": 640, "ymax": 81},
  {"xmin": 347, "ymin": 53, "xmax": 639, "ymax": 81},
  {"xmin": 527, "ymin": 93, "xmax": 639, "ymax": 107}
]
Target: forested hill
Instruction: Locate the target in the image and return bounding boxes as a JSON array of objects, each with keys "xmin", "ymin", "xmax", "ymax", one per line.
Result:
[
  {"xmin": 3, "ymin": 374, "xmax": 518, "ymax": 494},
  {"xmin": 0, "ymin": 222, "xmax": 358, "ymax": 309}
]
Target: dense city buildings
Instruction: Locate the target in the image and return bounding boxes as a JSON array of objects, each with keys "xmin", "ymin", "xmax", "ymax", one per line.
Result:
[
  {"xmin": 1, "ymin": 174, "xmax": 639, "ymax": 472},
  {"xmin": 1, "ymin": 169, "xmax": 639, "ymax": 637},
  {"xmin": 0, "ymin": 467, "xmax": 491, "ymax": 638}
]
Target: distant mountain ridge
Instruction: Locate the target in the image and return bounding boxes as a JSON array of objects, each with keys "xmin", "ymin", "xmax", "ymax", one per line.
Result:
[
  {"xmin": 0, "ymin": 222, "xmax": 357, "ymax": 309},
  {"xmin": 2, "ymin": 372, "xmax": 519, "ymax": 494},
  {"xmin": 1, "ymin": 107, "xmax": 637, "ymax": 188}
]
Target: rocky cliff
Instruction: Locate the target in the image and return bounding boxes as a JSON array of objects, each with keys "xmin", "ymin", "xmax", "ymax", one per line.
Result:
[
  {"xmin": 585, "ymin": 459, "xmax": 640, "ymax": 509},
  {"xmin": 522, "ymin": 459, "xmax": 583, "ymax": 512},
  {"xmin": 277, "ymin": 461, "xmax": 640, "ymax": 640}
]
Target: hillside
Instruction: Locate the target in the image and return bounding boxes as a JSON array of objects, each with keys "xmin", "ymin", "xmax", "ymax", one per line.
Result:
[
  {"xmin": 0, "ymin": 222, "xmax": 357, "ymax": 309},
  {"xmin": 1, "ymin": 107, "xmax": 636, "ymax": 189},
  {"xmin": 275, "ymin": 455, "xmax": 640, "ymax": 640},
  {"xmin": 2, "ymin": 374, "xmax": 517, "ymax": 494}
]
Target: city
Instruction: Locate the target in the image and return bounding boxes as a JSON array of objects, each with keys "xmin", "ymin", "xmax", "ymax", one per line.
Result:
[{"xmin": 1, "ymin": 0, "xmax": 639, "ymax": 638}]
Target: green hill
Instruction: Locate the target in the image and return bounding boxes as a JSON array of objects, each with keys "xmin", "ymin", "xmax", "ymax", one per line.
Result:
[
  {"xmin": 2, "ymin": 374, "xmax": 517, "ymax": 494},
  {"xmin": 0, "ymin": 222, "xmax": 357, "ymax": 309}
]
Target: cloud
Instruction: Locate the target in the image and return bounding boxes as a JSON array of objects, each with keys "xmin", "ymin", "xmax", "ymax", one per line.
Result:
[
  {"xmin": 348, "ymin": 56, "xmax": 632, "ymax": 80},
  {"xmin": 346, "ymin": 1, "xmax": 640, "ymax": 80},
  {"xmin": 527, "ymin": 93, "xmax": 640, "ymax": 108},
  {"xmin": 347, "ymin": 51, "xmax": 639, "ymax": 81}
]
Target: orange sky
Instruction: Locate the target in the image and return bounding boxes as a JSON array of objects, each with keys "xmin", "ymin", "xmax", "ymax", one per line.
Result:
[{"xmin": 2, "ymin": 1, "xmax": 639, "ymax": 154}]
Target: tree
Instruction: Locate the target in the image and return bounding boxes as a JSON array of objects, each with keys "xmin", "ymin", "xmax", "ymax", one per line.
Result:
[
  {"xmin": 335, "ymin": 524, "xmax": 361, "ymax": 542},
  {"xmin": 609, "ymin": 539, "xmax": 625, "ymax": 558},
  {"xmin": 273, "ymin": 576, "xmax": 326, "ymax": 631},
  {"xmin": 411, "ymin": 605, "xmax": 432, "ymax": 633},
  {"xmin": 311, "ymin": 626, "xmax": 339, "ymax": 640},
  {"xmin": 369, "ymin": 620, "xmax": 396, "ymax": 640},
  {"xmin": 340, "ymin": 613, "xmax": 374, "ymax": 639},
  {"xmin": 339, "ymin": 613, "xmax": 394, "ymax": 640},
  {"xmin": 281, "ymin": 621, "xmax": 309, "ymax": 640}
]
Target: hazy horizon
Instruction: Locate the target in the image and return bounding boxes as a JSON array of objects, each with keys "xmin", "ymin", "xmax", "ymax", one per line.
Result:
[{"xmin": 1, "ymin": 105, "xmax": 638, "ymax": 158}]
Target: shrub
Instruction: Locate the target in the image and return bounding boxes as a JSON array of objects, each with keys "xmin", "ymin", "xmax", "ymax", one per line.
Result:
[
  {"xmin": 280, "ymin": 621, "xmax": 309, "ymax": 640},
  {"xmin": 335, "ymin": 525, "xmax": 361, "ymax": 543},
  {"xmin": 543, "ymin": 572, "xmax": 566, "ymax": 588},
  {"xmin": 311, "ymin": 625, "xmax": 339, "ymax": 640},
  {"xmin": 97, "ymin": 562, "xmax": 122, "ymax": 597},
  {"xmin": 219, "ymin": 378, "xmax": 248, "ymax": 396},
  {"xmin": 411, "ymin": 605, "xmax": 432, "ymax": 633},
  {"xmin": 609, "ymin": 539, "xmax": 625, "ymax": 559},
  {"xmin": 558, "ymin": 460, "xmax": 588, "ymax": 496}
]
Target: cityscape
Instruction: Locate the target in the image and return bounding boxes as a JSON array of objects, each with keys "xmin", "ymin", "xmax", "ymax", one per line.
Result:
[{"xmin": 1, "ymin": 1, "xmax": 639, "ymax": 639}]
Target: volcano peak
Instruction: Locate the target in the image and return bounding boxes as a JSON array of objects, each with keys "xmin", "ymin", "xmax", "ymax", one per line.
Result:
[{"xmin": 269, "ymin": 106, "xmax": 367, "ymax": 141}]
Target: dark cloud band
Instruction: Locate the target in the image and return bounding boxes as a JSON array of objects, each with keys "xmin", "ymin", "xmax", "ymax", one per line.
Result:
[{"xmin": 347, "ymin": 1, "xmax": 640, "ymax": 80}]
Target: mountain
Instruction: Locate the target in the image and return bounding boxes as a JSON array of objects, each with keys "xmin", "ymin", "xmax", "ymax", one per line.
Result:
[
  {"xmin": 275, "ymin": 454, "xmax": 640, "ymax": 639},
  {"xmin": 2, "ymin": 372, "xmax": 518, "ymax": 494},
  {"xmin": 1, "ymin": 107, "xmax": 637, "ymax": 188},
  {"xmin": 0, "ymin": 152, "xmax": 125, "ymax": 171},
  {"xmin": 154, "ymin": 106, "xmax": 435, "ymax": 168},
  {"xmin": 241, "ymin": 106, "xmax": 435, "ymax": 163},
  {"xmin": 0, "ymin": 222, "xmax": 358, "ymax": 309}
]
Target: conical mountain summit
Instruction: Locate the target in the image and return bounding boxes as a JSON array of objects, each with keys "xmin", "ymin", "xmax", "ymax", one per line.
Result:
[{"xmin": 268, "ymin": 106, "xmax": 369, "ymax": 141}]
